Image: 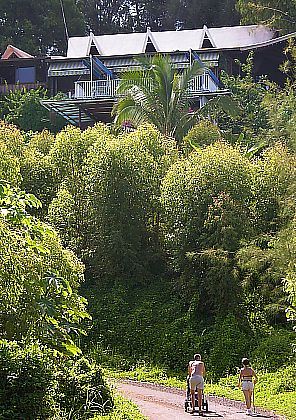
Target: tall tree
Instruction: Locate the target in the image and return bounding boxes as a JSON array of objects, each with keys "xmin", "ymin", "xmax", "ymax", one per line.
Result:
[
  {"xmin": 163, "ymin": 0, "xmax": 239, "ymax": 30},
  {"xmin": 77, "ymin": 0, "xmax": 132, "ymax": 34},
  {"xmin": 237, "ymin": 0, "xmax": 296, "ymax": 33},
  {"xmin": 114, "ymin": 55, "xmax": 205, "ymax": 142},
  {"xmin": 0, "ymin": 0, "xmax": 85, "ymax": 55},
  {"xmin": 0, "ymin": 0, "xmax": 241, "ymax": 56},
  {"xmin": 129, "ymin": 0, "xmax": 239, "ymax": 31},
  {"xmin": 114, "ymin": 55, "xmax": 238, "ymax": 143},
  {"xmin": 77, "ymin": 0, "xmax": 239, "ymax": 35},
  {"xmin": 76, "ymin": 0, "xmax": 168, "ymax": 33},
  {"xmin": 129, "ymin": 0, "xmax": 167, "ymax": 30}
]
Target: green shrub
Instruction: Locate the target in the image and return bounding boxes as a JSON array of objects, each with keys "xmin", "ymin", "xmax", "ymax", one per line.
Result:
[
  {"xmin": 0, "ymin": 122, "xmax": 23, "ymax": 186},
  {"xmin": 94, "ymin": 394, "xmax": 147, "ymax": 420},
  {"xmin": 0, "ymin": 88, "xmax": 66, "ymax": 132},
  {"xmin": 0, "ymin": 121, "xmax": 25, "ymax": 157},
  {"xmin": 271, "ymin": 365, "xmax": 296, "ymax": 393},
  {"xmin": 0, "ymin": 340, "xmax": 113, "ymax": 419},
  {"xmin": 203, "ymin": 314, "xmax": 251, "ymax": 379},
  {"xmin": 161, "ymin": 142, "xmax": 254, "ymax": 265},
  {"xmin": 181, "ymin": 120, "xmax": 221, "ymax": 154},
  {"xmin": 21, "ymin": 130, "xmax": 57, "ymax": 214},
  {"xmin": 59, "ymin": 357, "xmax": 113, "ymax": 417},
  {"xmin": 0, "ymin": 340, "xmax": 59, "ymax": 419},
  {"xmin": 84, "ymin": 281, "xmax": 200, "ymax": 373},
  {"xmin": 0, "ymin": 140, "xmax": 21, "ymax": 186},
  {"xmin": 84, "ymin": 124, "xmax": 177, "ymax": 280},
  {"xmin": 251, "ymin": 329, "xmax": 296, "ymax": 372},
  {"xmin": 216, "ymin": 55, "xmax": 269, "ymax": 141}
]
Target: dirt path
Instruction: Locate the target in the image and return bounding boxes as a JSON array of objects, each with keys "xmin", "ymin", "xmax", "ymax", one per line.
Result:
[{"xmin": 116, "ymin": 380, "xmax": 284, "ymax": 420}]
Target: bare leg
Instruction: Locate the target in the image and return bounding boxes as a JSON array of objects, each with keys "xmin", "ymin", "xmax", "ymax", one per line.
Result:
[
  {"xmin": 243, "ymin": 390, "xmax": 252, "ymax": 409},
  {"xmin": 197, "ymin": 389, "xmax": 202, "ymax": 411},
  {"xmin": 191, "ymin": 389, "xmax": 195, "ymax": 412},
  {"xmin": 249, "ymin": 390, "xmax": 253, "ymax": 410}
]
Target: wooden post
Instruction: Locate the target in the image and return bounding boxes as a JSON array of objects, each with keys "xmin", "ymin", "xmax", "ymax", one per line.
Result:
[
  {"xmin": 78, "ymin": 106, "xmax": 82, "ymax": 128},
  {"xmin": 90, "ymin": 54, "xmax": 93, "ymax": 97}
]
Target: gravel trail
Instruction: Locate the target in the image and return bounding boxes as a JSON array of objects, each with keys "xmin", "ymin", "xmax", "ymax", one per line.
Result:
[{"xmin": 116, "ymin": 380, "xmax": 284, "ymax": 420}]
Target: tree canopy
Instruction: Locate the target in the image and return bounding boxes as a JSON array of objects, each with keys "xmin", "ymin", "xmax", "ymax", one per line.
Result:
[
  {"xmin": 237, "ymin": 0, "xmax": 296, "ymax": 33},
  {"xmin": 1, "ymin": 0, "xmax": 295, "ymax": 56},
  {"xmin": 0, "ymin": 0, "xmax": 85, "ymax": 54},
  {"xmin": 114, "ymin": 55, "xmax": 205, "ymax": 142},
  {"xmin": 0, "ymin": 0, "xmax": 239, "ymax": 55}
]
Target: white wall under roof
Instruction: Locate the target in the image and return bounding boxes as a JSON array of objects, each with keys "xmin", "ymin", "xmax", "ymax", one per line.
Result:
[{"xmin": 67, "ymin": 25, "xmax": 276, "ymax": 58}]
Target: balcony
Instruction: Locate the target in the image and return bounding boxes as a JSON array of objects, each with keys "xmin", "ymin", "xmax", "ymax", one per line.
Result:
[{"xmin": 74, "ymin": 71, "xmax": 220, "ymax": 100}]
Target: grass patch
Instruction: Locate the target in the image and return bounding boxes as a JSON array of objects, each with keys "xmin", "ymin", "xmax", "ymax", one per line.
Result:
[
  {"xmin": 104, "ymin": 363, "xmax": 185, "ymax": 389},
  {"xmin": 93, "ymin": 394, "xmax": 147, "ymax": 420},
  {"xmin": 104, "ymin": 362, "xmax": 296, "ymax": 420},
  {"xmin": 207, "ymin": 368, "xmax": 296, "ymax": 420}
]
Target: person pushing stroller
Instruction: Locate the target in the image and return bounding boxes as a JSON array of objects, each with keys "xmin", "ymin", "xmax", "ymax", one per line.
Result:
[{"xmin": 188, "ymin": 353, "xmax": 206, "ymax": 414}]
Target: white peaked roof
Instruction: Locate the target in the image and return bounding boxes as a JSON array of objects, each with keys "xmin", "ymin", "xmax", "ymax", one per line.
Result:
[{"xmin": 67, "ymin": 25, "xmax": 278, "ymax": 58}]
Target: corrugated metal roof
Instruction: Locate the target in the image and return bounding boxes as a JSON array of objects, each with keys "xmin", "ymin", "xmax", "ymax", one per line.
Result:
[
  {"xmin": 198, "ymin": 52, "xmax": 219, "ymax": 61},
  {"xmin": 239, "ymin": 31, "xmax": 296, "ymax": 50},
  {"xmin": 48, "ymin": 61, "xmax": 90, "ymax": 77},
  {"xmin": 41, "ymin": 98, "xmax": 114, "ymax": 126},
  {"xmin": 101, "ymin": 52, "xmax": 219, "ymax": 71},
  {"xmin": 67, "ymin": 25, "xmax": 277, "ymax": 58},
  {"xmin": 47, "ymin": 54, "xmax": 220, "ymax": 78}
]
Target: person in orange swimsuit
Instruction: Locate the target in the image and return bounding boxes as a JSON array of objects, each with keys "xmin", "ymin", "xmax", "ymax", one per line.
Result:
[{"xmin": 238, "ymin": 357, "xmax": 258, "ymax": 416}]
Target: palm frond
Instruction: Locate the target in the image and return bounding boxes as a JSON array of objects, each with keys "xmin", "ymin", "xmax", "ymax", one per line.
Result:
[
  {"xmin": 113, "ymin": 54, "xmax": 234, "ymax": 144},
  {"xmin": 114, "ymin": 98, "xmax": 149, "ymax": 127},
  {"xmin": 201, "ymin": 95, "xmax": 242, "ymax": 118}
]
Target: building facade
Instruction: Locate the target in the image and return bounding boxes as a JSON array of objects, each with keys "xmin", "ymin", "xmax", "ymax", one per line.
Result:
[
  {"xmin": 1, "ymin": 25, "xmax": 295, "ymax": 128},
  {"xmin": 0, "ymin": 45, "xmax": 47, "ymax": 95}
]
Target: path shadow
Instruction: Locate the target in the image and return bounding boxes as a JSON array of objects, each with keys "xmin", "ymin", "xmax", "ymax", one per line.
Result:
[
  {"xmin": 235, "ymin": 411, "xmax": 275, "ymax": 418},
  {"xmin": 193, "ymin": 411, "xmax": 275, "ymax": 419},
  {"xmin": 191, "ymin": 411, "xmax": 223, "ymax": 417}
]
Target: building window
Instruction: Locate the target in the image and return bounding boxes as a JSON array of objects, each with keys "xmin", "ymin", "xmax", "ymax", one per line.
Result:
[
  {"xmin": 15, "ymin": 67, "xmax": 36, "ymax": 83},
  {"xmin": 90, "ymin": 44, "xmax": 99, "ymax": 55},
  {"xmin": 145, "ymin": 40, "xmax": 157, "ymax": 53},
  {"xmin": 201, "ymin": 35, "xmax": 214, "ymax": 49}
]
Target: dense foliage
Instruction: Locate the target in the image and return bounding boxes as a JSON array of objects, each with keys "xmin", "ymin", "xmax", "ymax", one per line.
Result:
[
  {"xmin": 1, "ymin": 110, "xmax": 293, "ymax": 377},
  {"xmin": 0, "ymin": 88, "xmax": 66, "ymax": 132},
  {"xmin": 0, "ymin": 49, "xmax": 296, "ymax": 418},
  {"xmin": 2, "ymin": 104, "xmax": 294, "ymax": 344},
  {"xmin": 237, "ymin": 0, "xmax": 296, "ymax": 33},
  {"xmin": 0, "ymin": 181, "xmax": 90, "ymax": 355},
  {"xmin": 0, "ymin": 0, "xmax": 85, "ymax": 54},
  {"xmin": 77, "ymin": 0, "xmax": 239, "ymax": 34},
  {"xmin": 0, "ymin": 340, "xmax": 112, "ymax": 418},
  {"xmin": 0, "ymin": 124, "xmax": 113, "ymax": 417}
]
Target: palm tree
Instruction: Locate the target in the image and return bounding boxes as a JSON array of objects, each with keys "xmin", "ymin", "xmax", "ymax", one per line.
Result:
[{"xmin": 113, "ymin": 55, "xmax": 206, "ymax": 143}]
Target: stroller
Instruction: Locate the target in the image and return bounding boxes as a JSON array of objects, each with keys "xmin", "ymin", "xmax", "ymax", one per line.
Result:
[{"xmin": 184, "ymin": 376, "xmax": 209, "ymax": 414}]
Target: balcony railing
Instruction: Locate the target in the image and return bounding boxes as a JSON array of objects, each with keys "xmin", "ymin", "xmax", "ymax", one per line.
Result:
[{"xmin": 74, "ymin": 72, "xmax": 219, "ymax": 100}]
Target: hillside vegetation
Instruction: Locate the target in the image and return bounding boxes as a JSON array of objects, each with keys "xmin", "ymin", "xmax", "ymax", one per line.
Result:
[{"xmin": 0, "ymin": 54, "xmax": 296, "ymax": 418}]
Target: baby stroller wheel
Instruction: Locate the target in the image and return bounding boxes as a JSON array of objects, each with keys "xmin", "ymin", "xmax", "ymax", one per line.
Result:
[{"xmin": 184, "ymin": 400, "xmax": 189, "ymax": 412}]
